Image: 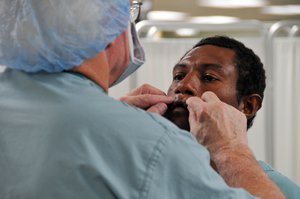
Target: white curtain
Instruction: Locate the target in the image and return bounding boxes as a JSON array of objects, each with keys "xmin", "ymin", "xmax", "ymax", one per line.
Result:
[
  {"xmin": 273, "ymin": 37, "xmax": 300, "ymax": 185},
  {"xmin": 135, "ymin": 39, "xmax": 200, "ymax": 92}
]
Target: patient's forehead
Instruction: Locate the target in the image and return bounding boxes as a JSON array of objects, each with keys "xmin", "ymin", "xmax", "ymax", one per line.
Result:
[
  {"xmin": 176, "ymin": 45, "xmax": 237, "ymax": 73},
  {"xmin": 182, "ymin": 45, "xmax": 235, "ymax": 62}
]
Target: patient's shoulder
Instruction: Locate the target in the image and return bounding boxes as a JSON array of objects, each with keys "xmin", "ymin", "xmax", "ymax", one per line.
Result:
[{"xmin": 258, "ymin": 160, "xmax": 300, "ymax": 199}]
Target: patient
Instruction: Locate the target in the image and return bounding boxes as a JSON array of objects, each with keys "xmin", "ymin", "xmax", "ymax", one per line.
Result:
[{"xmin": 163, "ymin": 36, "xmax": 300, "ymax": 199}]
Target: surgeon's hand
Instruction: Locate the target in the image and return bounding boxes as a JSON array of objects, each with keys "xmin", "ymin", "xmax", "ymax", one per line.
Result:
[
  {"xmin": 186, "ymin": 91, "xmax": 286, "ymax": 199},
  {"xmin": 186, "ymin": 91, "xmax": 248, "ymax": 156},
  {"xmin": 119, "ymin": 84, "xmax": 174, "ymax": 115}
]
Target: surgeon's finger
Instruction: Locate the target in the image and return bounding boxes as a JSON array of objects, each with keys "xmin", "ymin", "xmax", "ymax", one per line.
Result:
[
  {"xmin": 127, "ymin": 84, "xmax": 167, "ymax": 96},
  {"xmin": 201, "ymin": 91, "xmax": 220, "ymax": 103},
  {"xmin": 187, "ymin": 106, "xmax": 198, "ymax": 136},
  {"xmin": 119, "ymin": 94, "xmax": 174, "ymax": 109},
  {"xmin": 186, "ymin": 97, "xmax": 205, "ymax": 136},
  {"xmin": 186, "ymin": 97, "xmax": 205, "ymax": 112},
  {"xmin": 147, "ymin": 103, "xmax": 168, "ymax": 115}
]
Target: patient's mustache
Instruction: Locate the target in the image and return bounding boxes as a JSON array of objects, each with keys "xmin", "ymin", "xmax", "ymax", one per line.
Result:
[{"xmin": 167, "ymin": 100, "xmax": 188, "ymax": 110}]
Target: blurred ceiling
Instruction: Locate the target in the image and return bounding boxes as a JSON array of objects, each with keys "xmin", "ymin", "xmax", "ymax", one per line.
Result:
[{"xmin": 147, "ymin": 0, "xmax": 300, "ymax": 21}]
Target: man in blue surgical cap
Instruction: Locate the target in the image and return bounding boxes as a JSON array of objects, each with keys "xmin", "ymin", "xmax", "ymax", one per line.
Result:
[{"xmin": 0, "ymin": 0, "xmax": 285, "ymax": 199}]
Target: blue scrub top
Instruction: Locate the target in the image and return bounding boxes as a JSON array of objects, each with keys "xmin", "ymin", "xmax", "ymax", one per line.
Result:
[{"xmin": 0, "ymin": 69, "xmax": 257, "ymax": 199}]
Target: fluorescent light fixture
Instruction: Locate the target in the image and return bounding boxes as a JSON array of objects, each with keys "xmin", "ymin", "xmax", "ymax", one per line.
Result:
[
  {"xmin": 262, "ymin": 5, "xmax": 300, "ymax": 15},
  {"xmin": 147, "ymin": 11, "xmax": 188, "ymax": 21},
  {"xmin": 176, "ymin": 28, "xmax": 198, "ymax": 37},
  {"xmin": 146, "ymin": 27, "xmax": 159, "ymax": 38},
  {"xmin": 197, "ymin": 0, "xmax": 268, "ymax": 8},
  {"xmin": 189, "ymin": 16, "xmax": 240, "ymax": 23}
]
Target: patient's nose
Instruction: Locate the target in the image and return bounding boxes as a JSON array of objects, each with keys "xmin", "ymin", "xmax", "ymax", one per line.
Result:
[{"xmin": 174, "ymin": 72, "xmax": 199, "ymax": 96}]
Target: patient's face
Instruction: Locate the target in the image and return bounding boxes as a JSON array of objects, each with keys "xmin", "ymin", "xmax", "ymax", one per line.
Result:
[{"xmin": 164, "ymin": 45, "xmax": 240, "ymax": 131}]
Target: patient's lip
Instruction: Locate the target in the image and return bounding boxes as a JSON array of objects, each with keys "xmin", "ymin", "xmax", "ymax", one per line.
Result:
[
  {"xmin": 172, "ymin": 100, "xmax": 187, "ymax": 109},
  {"xmin": 175, "ymin": 94, "xmax": 188, "ymax": 103},
  {"xmin": 169, "ymin": 95, "xmax": 188, "ymax": 110}
]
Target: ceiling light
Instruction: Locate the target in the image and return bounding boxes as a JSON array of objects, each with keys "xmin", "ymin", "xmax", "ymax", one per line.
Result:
[
  {"xmin": 146, "ymin": 11, "xmax": 189, "ymax": 21},
  {"xmin": 197, "ymin": 0, "xmax": 269, "ymax": 8},
  {"xmin": 262, "ymin": 5, "xmax": 300, "ymax": 15},
  {"xmin": 189, "ymin": 16, "xmax": 240, "ymax": 23},
  {"xmin": 175, "ymin": 28, "xmax": 198, "ymax": 37}
]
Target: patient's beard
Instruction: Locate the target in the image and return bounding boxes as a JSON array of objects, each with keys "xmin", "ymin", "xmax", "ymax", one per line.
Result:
[{"xmin": 163, "ymin": 105, "xmax": 190, "ymax": 131}]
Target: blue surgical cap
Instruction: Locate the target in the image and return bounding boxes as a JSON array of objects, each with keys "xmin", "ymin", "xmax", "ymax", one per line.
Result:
[{"xmin": 0, "ymin": 0, "xmax": 130, "ymax": 72}]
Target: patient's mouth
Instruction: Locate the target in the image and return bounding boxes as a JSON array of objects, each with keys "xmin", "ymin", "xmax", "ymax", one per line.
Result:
[
  {"xmin": 167, "ymin": 94, "xmax": 189, "ymax": 111},
  {"xmin": 168, "ymin": 100, "xmax": 188, "ymax": 112},
  {"xmin": 163, "ymin": 98, "xmax": 190, "ymax": 131},
  {"xmin": 163, "ymin": 96, "xmax": 189, "ymax": 120}
]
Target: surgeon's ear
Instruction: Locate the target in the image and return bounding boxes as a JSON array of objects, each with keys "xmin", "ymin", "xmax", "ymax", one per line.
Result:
[{"xmin": 239, "ymin": 94, "xmax": 262, "ymax": 119}]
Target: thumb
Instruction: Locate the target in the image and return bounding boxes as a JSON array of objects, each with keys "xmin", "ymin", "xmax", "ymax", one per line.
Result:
[
  {"xmin": 188, "ymin": 106, "xmax": 198, "ymax": 137},
  {"xmin": 147, "ymin": 103, "xmax": 168, "ymax": 115},
  {"xmin": 186, "ymin": 97, "xmax": 204, "ymax": 136}
]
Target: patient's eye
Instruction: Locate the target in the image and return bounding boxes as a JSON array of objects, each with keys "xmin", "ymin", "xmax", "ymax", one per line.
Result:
[
  {"xmin": 173, "ymin": 73, "xmax": 185, "ymax": 81},
  {"xmin": 202, "ymin": 74, "xmax": 218, "ymax": 82}
]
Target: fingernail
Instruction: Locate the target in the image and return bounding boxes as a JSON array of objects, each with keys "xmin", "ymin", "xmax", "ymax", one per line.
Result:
[
  {"xmin": 165, "ymin": 96, "xmax": 174, "ymax": 102},
  {"xmin": 170, "ymin": 96, "xmax": 176, "ymax": 100},
  {"xmin": 158, "ymin": 103, "xmax": 168, "ymax": 113}
]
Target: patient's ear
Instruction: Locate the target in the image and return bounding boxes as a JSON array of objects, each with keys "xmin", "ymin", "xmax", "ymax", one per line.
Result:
[{"xmin": 239, "ymin": 94, "xmax": 262, "ymax": 119}]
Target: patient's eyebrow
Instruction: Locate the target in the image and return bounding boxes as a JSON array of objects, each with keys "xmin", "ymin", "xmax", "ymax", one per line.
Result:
[
  {"xmin": 173, "ymin": 62, "xmax": 226, "ymax": 73},
  {"xmin": 173, "ymin": 63, "xmax": 187, "ymax": 71},
  {"xmin": 200, "ymin": 63, "xmax": 227, "ymax": 74},
  {"xmin": 202, "ymin": 63, "xmax": 223, "ymax": 69}
]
